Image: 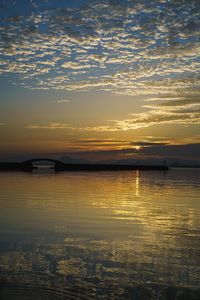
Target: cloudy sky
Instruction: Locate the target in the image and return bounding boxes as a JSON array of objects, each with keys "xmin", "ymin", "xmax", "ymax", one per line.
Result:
[{"xmin": 0, "ymin": 0, "xmax": 200, "ymax": 161}]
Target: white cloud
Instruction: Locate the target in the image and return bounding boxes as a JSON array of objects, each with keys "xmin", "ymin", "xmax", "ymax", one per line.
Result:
[
  {"xmin": 26, "ymin": 123, "xmax": 73, "ymax": 129},
  {"xmin": 54, "ymin": 99, "xmax": 70, "ymax": 104}
]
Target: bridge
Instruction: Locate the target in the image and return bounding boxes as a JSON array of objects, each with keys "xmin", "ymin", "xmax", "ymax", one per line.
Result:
[
  {"xmin": 20, "ymin": 158, "xmax": 66, "ymax": 171},
  {"xmin": 0, "ymin": 159, "xmax": 65, "ymax": 171},
  {"xmin": 0, "ymin": 158, "xmax": 169, "ymax": 172},
  {"xmin": 21, "ymin": 158, "xmax": 66, "ymax": 171}
]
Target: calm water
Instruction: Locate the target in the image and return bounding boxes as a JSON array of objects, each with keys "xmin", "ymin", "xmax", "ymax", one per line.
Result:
[{"xmin": 0, "ymin": 169, "xmax": 200, "ymax": 299}]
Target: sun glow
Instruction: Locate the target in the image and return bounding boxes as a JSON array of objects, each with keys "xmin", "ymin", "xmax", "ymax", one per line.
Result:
[{"xmin": 135, "ymin": 146, "xmax": 140, "ymax": 150}]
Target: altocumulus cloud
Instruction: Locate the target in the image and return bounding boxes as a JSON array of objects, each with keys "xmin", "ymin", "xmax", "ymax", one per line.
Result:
[{"xmin": 1, "ymin": 0, "xmax": 200, "ymax": 130}]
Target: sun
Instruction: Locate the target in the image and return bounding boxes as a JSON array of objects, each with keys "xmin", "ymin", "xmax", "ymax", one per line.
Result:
[{"xmin": 135, "ymin": 146, "xmax": 140, "ymax": 150}]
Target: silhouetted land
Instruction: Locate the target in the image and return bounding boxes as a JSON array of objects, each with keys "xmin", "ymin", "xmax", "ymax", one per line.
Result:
[{"xmin": 0, "ymin": 159, "xmax": 168, "ymax": 172}]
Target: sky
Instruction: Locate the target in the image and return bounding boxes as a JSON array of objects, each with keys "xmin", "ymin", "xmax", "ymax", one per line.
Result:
[{"xmin": 0, "ymin": 0, "xmax": 200, "ymax": 162}]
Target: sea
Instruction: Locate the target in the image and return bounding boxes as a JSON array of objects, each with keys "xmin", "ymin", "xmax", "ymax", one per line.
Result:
[{"xmin": 0, "ymin": 168, "xmax": 199, "ymax": 299}]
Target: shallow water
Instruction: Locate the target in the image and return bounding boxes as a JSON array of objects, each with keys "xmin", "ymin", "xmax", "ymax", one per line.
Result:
[{"xmin": 0, "ymin": 169, "xmax": 200, "ymax": 299}]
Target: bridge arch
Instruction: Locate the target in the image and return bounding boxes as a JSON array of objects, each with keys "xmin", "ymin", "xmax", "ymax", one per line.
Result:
[
  {"xmin": 21, "ymin": 158, "xmax": 65, "ymax": 171},
  {"xmin": 23, "ymin": 158, "xmax": 64, "ymax": 165}
]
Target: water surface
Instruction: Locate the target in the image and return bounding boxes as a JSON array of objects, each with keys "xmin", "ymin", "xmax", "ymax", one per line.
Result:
[{"xmin": 0, "ymin": 169, "xmax": 200, "ymax": 299}]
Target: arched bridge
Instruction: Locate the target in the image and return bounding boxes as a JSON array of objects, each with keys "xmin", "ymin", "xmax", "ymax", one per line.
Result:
[
  {"xmin": 0, "ymin": 159, "xmax": 168, "ymax": 172},
  {"xmin": 21, "ymin": 158, "xmax": 66, "ymax": 171}
]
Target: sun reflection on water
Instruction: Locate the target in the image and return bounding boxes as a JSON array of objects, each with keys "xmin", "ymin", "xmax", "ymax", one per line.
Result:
[{"xmin": 136, "ymin": 170, "xmax": 139, "ymax": 197}]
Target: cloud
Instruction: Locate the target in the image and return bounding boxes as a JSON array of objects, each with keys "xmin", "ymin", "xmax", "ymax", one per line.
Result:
[
  {"xmin": 59, "ymin": 136, "xmax": 200, "ymax": 151},
  {"xmin": 158, "ymin": 99, "xmax": 200, "ymax": 107},
  {"xmin": 62, "ymin": 61, "xmax": 95, "ymax": 70},
  {"xmin": 1, "ymin": 0, "xmax": 200, "ymax": 132},
  {"xmin": 74, "ymin": 98, "xmax": 200, "ymax": 131},
  {"xmin": 26, "ymin": 122, "xmax": 73, "ymax": 129},
  {"xmin": 143, "ymin": 96, "xmax": 200, "ymax": 111},
  {"xmin": 58, "ymin": 143, "xmax": 200, "ymax": 162},
  {"xmin": 26, "ymin": 90, "xmax": 200, "ymax": 133},
  {"xmin": 26, "ymin": 107, "xmax": 200, "ymax": 132},
  {"xmin": 140, "ymin": 143, "xmax": 200, "ymax": 160},
  {"xmin": 54, "ymin": 99, "xmax": 70, "ymax": 104},
  {"xmin": 0, "ymin": 0, "xmax": 199, "ymax": 96}
]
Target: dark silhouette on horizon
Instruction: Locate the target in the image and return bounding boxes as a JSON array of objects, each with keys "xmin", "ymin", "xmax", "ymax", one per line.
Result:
[{"xmin": 0, "ymin": 158, "xmax": 169, "ymax": 172}]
